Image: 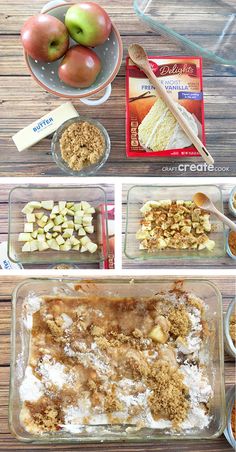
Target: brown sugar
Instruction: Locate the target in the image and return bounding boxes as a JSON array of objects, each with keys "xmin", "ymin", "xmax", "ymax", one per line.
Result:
[
  {"xmin": 168, "ymin": 306, "xmax": 191, "ymax": 337},
  {"xmin": 60, "ymin": 121, "xmax": 105, "ymax": 171},
  {"xmin": 229, "ymin": 231, "xmax": 236, "ymax": 256}
]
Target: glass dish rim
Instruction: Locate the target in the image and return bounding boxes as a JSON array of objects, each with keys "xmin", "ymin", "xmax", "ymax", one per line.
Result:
[
  {"xmin": 9, "ymin": 277, "xmax": 226, "ymax": 443},
  {"xmin": 124, "ymin": 183, "xmax": 226, "ymax": 260},
  {"xmin": 7, "ymin": 184, "xmax": 109, "ymax": 265},
  {"xmin": 51, "ymin": 116, "xmax": 111, "ymax": 176},
  {"xmin": 224, "ymin": 298, "xmax": 236, "ymax": 356},
  {"xmin": 133, "ymin": 0, "xmax": 236, "ymax": 66}
]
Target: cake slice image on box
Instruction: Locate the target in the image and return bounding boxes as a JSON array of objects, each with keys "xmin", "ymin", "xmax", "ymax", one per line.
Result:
[{"xmin": 138, "ymin": 97, "xmax": 198, "ymax": 152}]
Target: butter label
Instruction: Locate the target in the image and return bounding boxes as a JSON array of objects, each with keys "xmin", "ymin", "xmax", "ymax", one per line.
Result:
[{"xmin": 12, "ymin": 102, "xmax": 79, "ymax": 152}]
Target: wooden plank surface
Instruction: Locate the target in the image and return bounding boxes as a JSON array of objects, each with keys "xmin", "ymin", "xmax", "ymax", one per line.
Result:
[
  {"xmin": 0, "ymin": 183, "xmax": 114, "ymax": 269},
  {"xmin": 122, "ymin": 183, "xmax": 236, "ymax": 268},
  {"xmin": 0, "ymin": 1, "xmax": 236, "ymax": 176},
  {"xmin": 0, "ymin": 275, "xmax": 234, "ymax": 451}
]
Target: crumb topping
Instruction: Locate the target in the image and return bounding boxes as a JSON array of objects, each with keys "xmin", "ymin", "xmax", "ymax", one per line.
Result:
[{"xmin": 20, "ymin": 290, "xmax": 212, "ymax": 435}]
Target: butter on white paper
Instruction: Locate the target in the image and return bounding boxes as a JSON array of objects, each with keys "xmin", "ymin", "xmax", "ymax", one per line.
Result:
[
  {"xmin": 0, "ymin": 242, "xmax": 23, "ymax": 269},
  {"xmin": 12, "ymin": 102, "xmax": 79, "ymax": 152}
]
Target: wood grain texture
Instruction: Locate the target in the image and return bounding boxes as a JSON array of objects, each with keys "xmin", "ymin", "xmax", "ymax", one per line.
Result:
[
  {"xmin": 0, "ymin": 183, "xmax": 114, "ymax": 269},
  {"xmin": 122, "ymin": 183, "xmax": 236, "ymax": 268},
  {"xmin": 0, "ymin": 1, "xmax": 236, "ymax": 176},
  {"xmin": 0, "ymin": 276, "xmax": 234, "ymax": 451}
]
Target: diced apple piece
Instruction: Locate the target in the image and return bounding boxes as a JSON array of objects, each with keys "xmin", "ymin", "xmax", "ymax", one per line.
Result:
[
  {"xmin": 26, "ymin": 213, "xmax": 35, "ymax": 223},
  {"xmin": 73, "ymin": 244, "xmax": 80, "ymax": 250},
  {"xmin": 28, "ymin": 201, "xmax": 42, "ymax": 209},
  {"xmin": 54, "ymin": 215, "xmax": 64, "ymax": 225},
  {"xmin": 50, "ymin": 213, "xmax": 56, "ymax": 220},
  {"xmin": 46, "ymin": 232, "xmax": 52, "ymax": 240},
  {"xmin": 44, "ymin": 221, "xmax": 54, "ymax": 232},
  {"xmin": 61, "ymin": 222, "xmax": 69, "ymax": 229},
  {"xmin": 70, "ymin": 236, "xmax": 79, "ymax": 246},
  {"xmin": 80, "ymin": 245, "xmax": 88, "ymax": 253},
  {"xmin": 55, "ymin": 235, "xmax": 65, "ymax": 246},
  {"xmin": 74, "ymin": 217, "xmax": 82, "ymax": 225},
  {"xmin": 78, "ymin": 228, "xmax": 86, "ymax": 236},
  {"xmin": 37, "ymin": 219, "xmax": 46, "ymax": 228},
  {"xmin": 41, "ymin": 200, "xmax": 54, "ymax": 210},
  {"xmin": 66, "ymin": 202, "xmax": 74, "ymax": 209},
  {"xmin": 60, "ymin": 208, "xmax": 68, "ymax": 216},
  {"xmin": 81, "ymin": 201, "xmax": 91, "ymax": 211},
  {"xmin": 87, "ymin": 242, "xmax": 98, "ymax": 254},
  {"xmin": 37, "ymin": 233, "xmax": 46, "ymax": 242},
  {"xmin": 74, "ymin": 203, "xmax": 82, "ymax": 211},
  {"xmin": 74, "ymin": 224, "xmax": 81, "ymax": 231},
  {"xmin": 30, "ymin": 240, "xmax": 38, "ymax": 252},
  {"xmin": 51, "ymin": 206, "xmax": 59, "ymax": 215},
  {"xmin": 59, "ymin": 201, "xmax": 66, "ymax": 211},
  {"xmin": 83, "ymin": 215, "xmax": 92, "ymax": 226},
  {"xmin": 63, "ymin": 229, "xmax": 73, "ymax": 238},
  {"xmin": 31, "ymin": 230, "xmax": 38, "ymax": 239},
  {"xmin": 47, "ymin": 239, "xmax": 60, "ymax": 250},
  {"xmin": 38, "ymin": 241, "xmax": 49, "ymax": 251},
  {"xmin": 74, "ymin": 210, "xmax": 84, "ymax": 221},
  {"xmin": 85, "ymin": 225, "xmax": 94, "ymax": 234},
  {"xmin": 67, "ymin": 221, "xmax": 75, "ymax": 229},
  {"xmin": 22, "ymin": 203, "xmax": 34, "ymax": 215},
  {"xmin": 53, "ymin": 226, "xmax": 62, "ymax": 233},
  {"xmin": 24, "ymin": 223, "xmax": 34, "ymax": 233},
  {"xmin": 148, "ymin": 325, "xmax": 167, "ymax": 344},
  {"xmin": 52, "ymin": 232, "xmax": 58, "ymax": 238},
  {"xmin": 41, "ymin": 215, "xmax": 49, "ymax": 223},
  {"xmin": 67, "ymin": 209, "xmax": 75, "ymax": 216},
  {"xmin": 22, "ymin": 242, "xmax": 31, "ymax": 252},
  {"xmin": 80, "ymin": 236, "xmax": 91, "ymax": 246},
  {"xmin": 60, "ymin": 243, "xmax": 71, "ymax": 251},
  {"xmin": 35, "ymin": 212, "xmax": 44, "ymax": 220},
  {"xmin": 86, "ymin": 207, "xmax": 95, "ymax": 214},
  {"xmin": 38, "ymin": 228, "xmax": 44, "ymax": 234},
  {"xmin": 18, "ymin": 233, "xmax": 31, "ymax": 242}
]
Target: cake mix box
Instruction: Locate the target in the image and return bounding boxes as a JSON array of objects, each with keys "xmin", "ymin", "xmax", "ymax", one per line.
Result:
[{"xmin": 126, "ymin": 56, "xmax": 205, "ymax": 158}]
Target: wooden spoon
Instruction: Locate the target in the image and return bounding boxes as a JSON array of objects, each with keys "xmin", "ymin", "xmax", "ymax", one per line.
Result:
[
  {"xmin": 128, "ymin": 44, "xmax": 214, "ymax": 165},
  {"xmin": 193, "ymin": 192, "xmax": 236, "ymax": 231}
]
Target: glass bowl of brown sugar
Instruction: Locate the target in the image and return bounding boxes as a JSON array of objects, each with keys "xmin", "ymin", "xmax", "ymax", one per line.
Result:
[{"xmin": 51, "ymin": 116, "xmax": 111, "ymax": 176}]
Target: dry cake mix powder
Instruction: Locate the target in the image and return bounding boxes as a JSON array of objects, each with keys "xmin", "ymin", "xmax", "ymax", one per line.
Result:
[{"xmin": 126, "ymin": 56, "xmax": 205, "ymax": 158}]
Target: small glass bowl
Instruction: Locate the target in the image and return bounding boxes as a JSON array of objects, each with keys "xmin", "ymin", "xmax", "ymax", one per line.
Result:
[
  {"xmin": 229, "ymin": 187, "xmax": 236, "ymax": 218},
  {"xmin": 224, "ymin": 386, "xmax": 236, "ymax": 449},
  {"xmin": 226, "ymin": 229, "xmax": 236, "ymax": 261},
  {"xmin": 51, "ymin": 116, "xmax": 111, "ymax": 176},
  {"xmin": 224, "ymin": 298, "xmax": 236, "ymax": 358}
]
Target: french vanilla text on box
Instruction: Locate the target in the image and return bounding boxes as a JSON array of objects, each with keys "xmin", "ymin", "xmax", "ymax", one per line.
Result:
[{"xmin": 126, "ymin": 56, "xmax": 205, "ymax": 158}]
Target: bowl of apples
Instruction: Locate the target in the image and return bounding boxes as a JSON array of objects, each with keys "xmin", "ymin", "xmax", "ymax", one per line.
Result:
[{"xmin": 21, "ymin": 1, "xmax": 123, "ymax": 105}]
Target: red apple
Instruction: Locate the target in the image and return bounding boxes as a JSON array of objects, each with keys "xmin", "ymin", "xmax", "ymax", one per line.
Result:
[
  {"xmin": 58, "ymin": 45, "xmax": 102, "ymax": 88},
  {"xmin": 21, "ymin": 14, "xmax": 69, "ymax": 62},
  {"xmin": 65, "ymin": 2, "xmax": 112, "ymax": 47}
]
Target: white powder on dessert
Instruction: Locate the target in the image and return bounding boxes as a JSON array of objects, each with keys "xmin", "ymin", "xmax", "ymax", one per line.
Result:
[
  {"xmin": 20, "ymin": 366, "xmax": 43, "ymax": 402},
  {"xmin": 37, "ymin": 355, "xmax": 73, "ymax": 389},
  {"xmin": 61, "ymin": 313, "xmax": 73, "ymax": 329},
  {"xmin": 23, "ymin": 294, "xmax": 41, "ymax": 329}
]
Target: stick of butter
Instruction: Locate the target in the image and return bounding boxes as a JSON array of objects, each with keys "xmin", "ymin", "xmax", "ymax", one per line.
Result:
[{"xmin": 12, "ymin": 102, "xmax": 79, "ymax": 152}]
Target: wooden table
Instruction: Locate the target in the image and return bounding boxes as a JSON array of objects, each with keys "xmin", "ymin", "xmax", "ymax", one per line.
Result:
[
  {"xmin": 123, "ymin": 183, "xmax": 236, "ymax": 268},
  {"xmin": 0, "ymin": 184, "xmax": 114, "ymax": 269},
  {"xmin": 0, "ymin": 275, "xmax": 234, "ymax": 451},
  {"xmin": 1, "ymin": 1, "xmax": 236, "ymax": 177}
]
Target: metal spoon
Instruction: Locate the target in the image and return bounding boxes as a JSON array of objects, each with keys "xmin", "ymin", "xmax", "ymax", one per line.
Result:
[
  {"xmin": 128, "ymin": 43, "xmax": 214, "ymax": 165},
  {"xmin": 193, "ymin": 192, "xmax": 236, "ymax": 231}
]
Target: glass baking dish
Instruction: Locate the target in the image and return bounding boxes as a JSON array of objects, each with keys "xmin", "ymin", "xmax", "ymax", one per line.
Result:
[
  {"xmin": 124, "ymin": 184, "xmax": 226, "ymax": 260},
  {"xmin": 8, "ymin": 185, "xmax": 108, "ymax": 266},
  {"xmin": 9, "ymin": 277, "xmax": 225, "ymax": 443},
  {"xmin": 133, "ymin": 0, "xmax": 236, "ymax": 66}
]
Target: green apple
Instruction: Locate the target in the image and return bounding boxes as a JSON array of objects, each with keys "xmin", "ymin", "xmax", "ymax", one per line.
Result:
[{"xmin": 65, "ymin": 2, "xmax": 112, "ymax": 47}]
